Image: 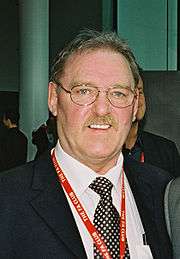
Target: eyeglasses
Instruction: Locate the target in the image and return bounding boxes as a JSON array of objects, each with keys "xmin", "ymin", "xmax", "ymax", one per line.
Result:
[{"xmin": 55, "ymin": 81, "xmax": 136, "ymax": 108}]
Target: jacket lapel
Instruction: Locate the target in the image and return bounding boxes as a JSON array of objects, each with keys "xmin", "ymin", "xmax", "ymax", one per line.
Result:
[{"xmin": 29, "ymin": 152, "xmax": 87, "ymax": 259}]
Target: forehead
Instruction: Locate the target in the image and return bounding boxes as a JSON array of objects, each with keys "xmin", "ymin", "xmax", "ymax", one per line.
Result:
[{"xmin": 61, "ymin": 49, "xmax": 134, "ymax": 87}]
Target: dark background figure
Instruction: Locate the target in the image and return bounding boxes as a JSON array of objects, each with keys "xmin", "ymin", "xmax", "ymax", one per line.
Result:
[
  {"xmin": 46, "ymin": 114, "xmax": 58, "ymax": 146},
  {"xmin": 0, "ymin": 111, "xmax": 8, "ymax": 144},
  {"xmin": 0, "ymin": 112, "xmax": 8, "ymax": 170},
  {"xmin": 123, "ymin": 70, "xmax": 180, "ymax": 177},
  {"xmin": 32, "ymin": 113, "xmax": 57, "ymax": 159},
  {"xmin": 0, "ymin": 109, "xmax": 28, "ymax": 172}
]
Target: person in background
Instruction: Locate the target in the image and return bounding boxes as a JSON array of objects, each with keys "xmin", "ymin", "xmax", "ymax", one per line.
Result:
[
  {"xmin": 0, "ymin": 109, "xmax": 28, "ymax": 172},
  {"xmin": 0, "ymin": 111, "xmax": 8, "ymax": 144},
  {"xmin": 46, "ymin": 114, "xmax": 58, "ymax": 147},
  {"xmin": 0, "ymin": 112, "xmax": 8, "ymax": 171},
  {"xmin": 32, "ymin": 113, "xmax": 57, "ymax": 159},
  {"xmin": 0, "ymin": 29, "xmax": 172, "ymax": 258},
  {"xmin": 123, "ymin": 71, "xmax": 180, "ymax": 177},
  {"xmin": 32, "ymin": 122, "xmax": 50, "ymax": 159}
]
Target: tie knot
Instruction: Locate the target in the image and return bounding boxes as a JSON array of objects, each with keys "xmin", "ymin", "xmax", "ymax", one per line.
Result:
[{"xmin": 89, "ymin": 177, "xmax": 113, "ymax": 198}]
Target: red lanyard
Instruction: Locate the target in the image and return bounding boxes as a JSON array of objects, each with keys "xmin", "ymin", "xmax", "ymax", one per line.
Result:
[
  {"xmin": 140, "ymin": 152, "xmax": 144, "ymax": 163},
  {"xmin": 51, "ymin": 149, "xmax": 127, "ymax": 259},
  {"xmin": 120, "ymin": 167, "xmax": 126, "ymax": 259}
]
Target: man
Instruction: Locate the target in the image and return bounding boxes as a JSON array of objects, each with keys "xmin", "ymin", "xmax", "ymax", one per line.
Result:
[
  {"xmin": 164, "ymin": 178, "xmax": 180, "ymax": 259},
  {"xmin": 123, "ymin": 72, "xmax": 180, "ymax": 177},
  {"xmin": 0, "ymin": 30, "xmax": 172, "ymax": 258},
  {"xmin": 0, "ymin": 109, "xmax": 28, "ymax": 172}
]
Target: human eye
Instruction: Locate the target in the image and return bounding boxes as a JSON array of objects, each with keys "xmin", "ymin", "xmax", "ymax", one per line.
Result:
[
  {"xmin": 73, "ymin": 85, "xmax": 94, "ymax": 96},
  {"xmin": 110, "ymin": 88, "xmax": 129, "ymax": 98}
]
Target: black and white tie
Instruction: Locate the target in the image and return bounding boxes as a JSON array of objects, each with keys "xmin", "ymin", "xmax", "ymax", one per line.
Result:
[{"xmin": 89, "ymin": 177, "xmax": 130, "ymax": 259}]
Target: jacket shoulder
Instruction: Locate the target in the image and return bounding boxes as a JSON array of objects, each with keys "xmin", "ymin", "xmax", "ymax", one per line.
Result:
[
  {"xmin": 142, "ymin": 131, "xmax": 177, "ymax": 147},
  {"xmin": 0, "ymin": 161, "xmax": 35, "ymax": 194}
]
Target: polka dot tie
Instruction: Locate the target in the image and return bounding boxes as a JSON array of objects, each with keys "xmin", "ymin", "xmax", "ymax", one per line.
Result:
[{"xmin": 89, "ymin": 177, "xmax": 130, "ymax": 259}]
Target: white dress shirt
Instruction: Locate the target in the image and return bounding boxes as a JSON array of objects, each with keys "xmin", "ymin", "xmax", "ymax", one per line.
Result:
[{"xmin": 54, "ymin": 141, "xmax": 153, "ymax": 259}]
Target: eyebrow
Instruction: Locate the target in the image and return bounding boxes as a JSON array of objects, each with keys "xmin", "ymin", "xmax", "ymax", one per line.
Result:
[
  {"xmin": 112, "ymin": 84, "xmax": 132, "ymax": 89},
  {"xmin": 70, "ymin": 81, "xmax": 132, "ymax": 89},
  {"xmin": 70, "ymin": 81, "xmax": 92, "ymax": 88}
]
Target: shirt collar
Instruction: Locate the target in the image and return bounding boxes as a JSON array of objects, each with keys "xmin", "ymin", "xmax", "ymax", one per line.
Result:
[{"xmin": 54, "ymin": 141, "xmax": 123, "ymax": 196}]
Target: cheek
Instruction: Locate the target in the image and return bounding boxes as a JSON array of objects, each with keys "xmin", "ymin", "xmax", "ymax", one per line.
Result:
[
  {"xmin": 117, "ymin": 108, "xmax": 134, "ymax": 125},
  {"xmin": 115, "ymin": 113, "xmax": 133, "ymax": 141},
  {"xmin": 57, "ymin": 98, "xmax": 88, "ymax": 130}
]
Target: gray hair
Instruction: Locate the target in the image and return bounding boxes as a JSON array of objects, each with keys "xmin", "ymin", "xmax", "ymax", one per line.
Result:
[{"xmin": 50, "ymin": 29, "xmax": 140, "ymax": 87}]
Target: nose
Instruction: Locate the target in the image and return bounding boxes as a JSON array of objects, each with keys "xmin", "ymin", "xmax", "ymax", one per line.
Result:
[{"xmin": 92, "ymin": 91, "xmax": 111, "ymax": 116}]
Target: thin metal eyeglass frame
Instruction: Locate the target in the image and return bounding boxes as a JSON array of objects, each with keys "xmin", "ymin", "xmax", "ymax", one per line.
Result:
[{"xmin": 54, "ymin": 80, "xmax": 137, "ymax": 108}]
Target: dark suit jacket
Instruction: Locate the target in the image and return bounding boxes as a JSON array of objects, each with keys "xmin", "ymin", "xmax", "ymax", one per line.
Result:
[
  {"xmin": 0, "ymin": 127, "xmax": 28, "ymax": 172},
  {"xmin": 0, "ymin": 151, "xmax": 173, "ymax": 259}
]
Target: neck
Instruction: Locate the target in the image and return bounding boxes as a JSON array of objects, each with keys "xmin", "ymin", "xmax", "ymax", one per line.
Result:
[
  {"xmin": 83, "ymin": 154, "xmax": 120, "ymax": 175},
  {"xmin": 125, "ymin": 121, "xmax": 139, "ymax": 150},
  {"xmin": 59, "ymin": 140, "xmax": 120, "ymax": 175}
]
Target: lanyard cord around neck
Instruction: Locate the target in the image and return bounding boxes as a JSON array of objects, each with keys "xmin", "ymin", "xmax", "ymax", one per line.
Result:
[{"xmin": 51, "ymin": 149, "xmax": 127, "ymax": 259}]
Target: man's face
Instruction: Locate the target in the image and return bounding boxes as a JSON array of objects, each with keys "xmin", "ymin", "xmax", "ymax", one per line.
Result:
[
  {"xmin": 136, "ymin": 76, "xmax": 146, "ymax": 121},
  {"xmin": 48, "ymin": 49, "xmax": 138, "ymax": 170}
]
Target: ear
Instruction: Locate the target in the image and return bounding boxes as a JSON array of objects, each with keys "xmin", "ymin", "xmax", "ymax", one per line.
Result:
[
  {"xmin": 132, "ymin": 88, "xmax": 139, "ymax": 122},
  {"xmin": 48, "ymin": 82, "xmax": 58, "ymax": 116}
]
